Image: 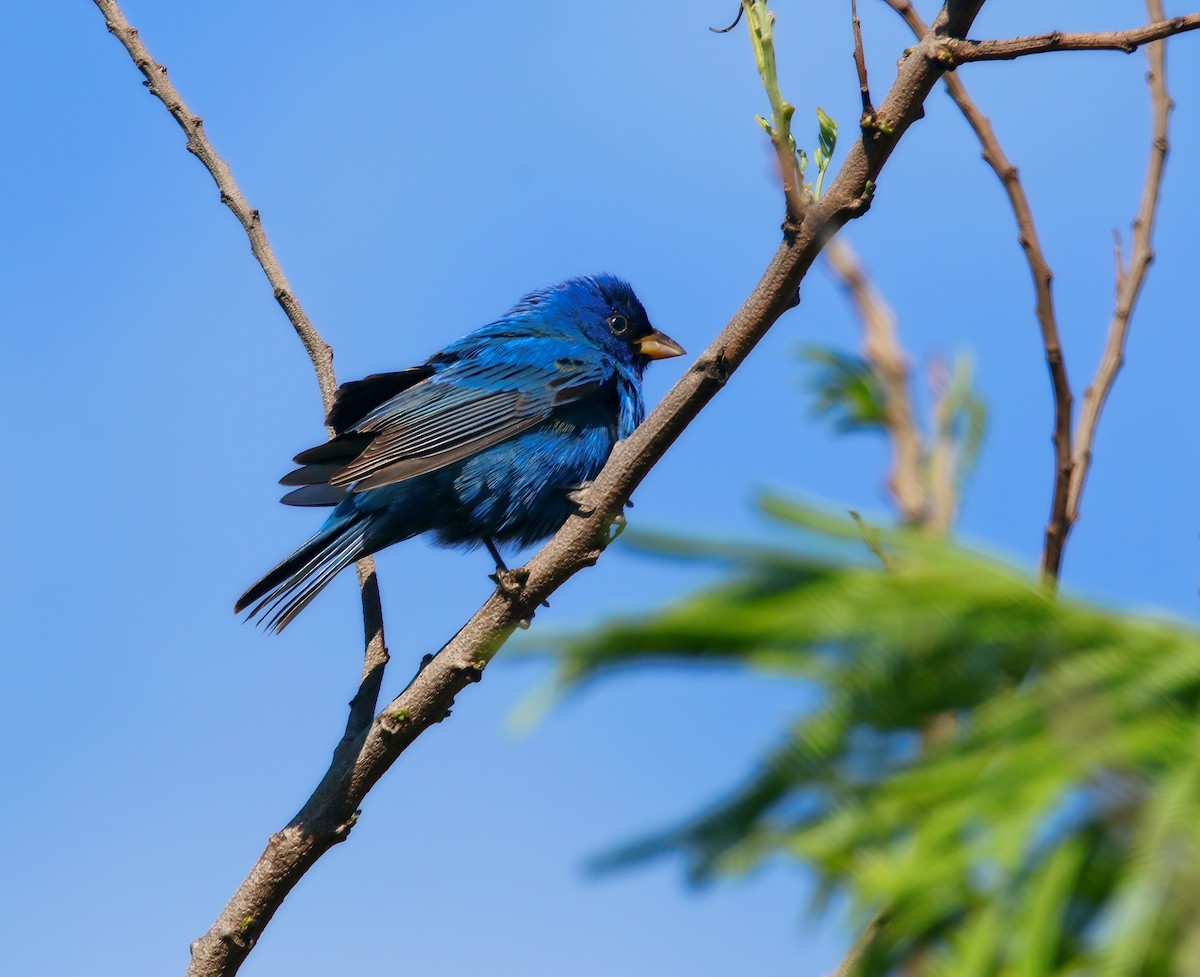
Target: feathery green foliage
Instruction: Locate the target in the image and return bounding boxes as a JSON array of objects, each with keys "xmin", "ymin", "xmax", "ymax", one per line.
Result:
[
  {"xmin": 537, "ymin": 500, "xmax": 1200, "ymax": 977},
  {"xmin": 802, "ymin": 346, "xmax": 888, "ymax": 432}
]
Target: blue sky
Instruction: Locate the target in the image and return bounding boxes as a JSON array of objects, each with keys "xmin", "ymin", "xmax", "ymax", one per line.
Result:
[{"xmin": 3, "ymin": 2, "xmax": 1198, "ymax": 975}]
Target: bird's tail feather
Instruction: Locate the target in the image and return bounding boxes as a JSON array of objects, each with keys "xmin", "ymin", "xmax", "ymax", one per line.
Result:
[{"xmin": 235, "ymin": 516, "xmax": 370, "ymax": 633}]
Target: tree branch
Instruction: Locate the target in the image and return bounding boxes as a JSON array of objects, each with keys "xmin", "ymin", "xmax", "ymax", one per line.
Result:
[
  {"xmin": 850, "ymin": 0, "xmax": 877, "ymax": 121},
  {"xmin": 824, "ymin": 237, "xmax": 926, "ymax": 523},
  {"xmin": 1066, "ymin": 0, "xmax": 1172, "ymax": 526},
  {"xmin": 938, "ymin": 13, "xmax": 1200, "ymax": 63},
  {"xmin": 98, "ymin": 2, "xmax": 989, "ymax": 974},
  {"xmin": 90, "ymin": 0, "xmax": 390, "ymax": 721},
  {"xmin": 883, "ymin": 0, "xmax": 1074, "ymax": 583}
]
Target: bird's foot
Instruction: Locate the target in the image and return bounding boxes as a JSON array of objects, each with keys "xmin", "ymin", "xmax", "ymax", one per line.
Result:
[
  {"xmin": 491, "ymin": 564, "xmax": 531, "ymax": 597},
  {"xmin": 489, "ymin": 564, "xmax": 550, "ymax": 612},
  {"xmin": 484, "ymin": 537, "xmax": 509, "ymax": 573},
  {"xmin": 565, "ymin": 481, "xmax": 596, "ymax": 516},
  {"xmin": 566, "ymin": 483, "xmax": 635, "ymax": 518}
]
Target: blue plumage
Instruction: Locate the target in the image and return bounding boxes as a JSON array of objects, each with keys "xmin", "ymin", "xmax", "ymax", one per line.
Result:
[{"xmin": 236, "ymin": 274, "xmax": 684, "ymax": 631}]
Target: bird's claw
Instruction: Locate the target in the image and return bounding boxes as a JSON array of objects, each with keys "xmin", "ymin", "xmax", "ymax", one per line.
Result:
[
  {"xmin": 489, "ymin": 565, "xmax": 550, "ymax": 612},
  {"xmin": 565, "ymin": 481, "xmax": 596, "ymax": 516},
  {"xmin": 492, "ymin": 565, "xmax": 531, "ymax": 597}
]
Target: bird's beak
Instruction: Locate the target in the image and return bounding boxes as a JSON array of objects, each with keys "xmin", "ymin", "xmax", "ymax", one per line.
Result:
[{"xmin": 635, "ymin": 329, "xmax": 686, "ymax": 360}]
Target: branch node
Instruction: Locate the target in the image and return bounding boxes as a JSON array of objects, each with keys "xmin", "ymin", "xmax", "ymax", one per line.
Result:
[
  {"xmin": 699, "ymin": 350, "xmax": 731, "ymax": 386},
  {"xmin": 930, "ymin": 44, "xmax": 957, "ymax": 69},
  {"xmin": 457, "ymin": 661, "xmax": 485, "ymax": 684},
  {"xmin": 332, "ymin": 811, "xmax": 361, "ymax": 842},
  {"xmin": 847, "ymin": 180, "xmax": 875, "ymax": 217}
]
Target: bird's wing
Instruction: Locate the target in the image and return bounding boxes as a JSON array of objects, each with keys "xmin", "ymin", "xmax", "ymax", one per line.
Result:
[
  {"xmin": 325, "ymin": 367, "xmax": 436, "ymax": 434},
  {"xmin": 283, "ymin": 349, "xmax": 612, "ymax": 496}
]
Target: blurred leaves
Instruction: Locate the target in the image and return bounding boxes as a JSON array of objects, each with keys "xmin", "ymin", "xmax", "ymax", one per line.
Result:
[
  {"xmin": 802, "ymin": 342, "xmax": 988, "ymax": 527},
  {"xmin": 536, "ymin": 500, "xmax": 1200, "ymax": 977},
  {"xmin": 803, "ymin": 346, "xmax": 888, "ymax": 432},
  {"xmin": 932, "ymin": 353, "xmax": 988, "ymax": 502}
]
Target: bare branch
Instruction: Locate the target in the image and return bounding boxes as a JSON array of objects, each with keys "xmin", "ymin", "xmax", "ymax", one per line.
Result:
[
  {"xmin": 850, "ymin": 0, "xmax": 876, "ymax": 121},
  {"xmin": 92, "ymin": 0, "xmax": 332, "ymax": 406},
  {"xmin": 1067, "ymin": 0, "xmax": 1173, "ymax": 525},
  {"xmin": 883, "ymin": 0, "xmax": 1073, "ymax": 583},
  {"xmin": 154, "ymin": 2, "xmax": 989, "ymax": 972},
  {"xmin": 825, "ymin": 237, "xmax": 926, "ymax": 522},
  {"xmin": 938, "ymin": 13, "xmax": 1200, "ymax": 63},
  {"xmin": 90, "ymin": 0, "xmax": 390, "ymax": 712}
]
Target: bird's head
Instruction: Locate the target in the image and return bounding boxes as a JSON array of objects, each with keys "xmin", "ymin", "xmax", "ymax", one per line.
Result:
[{"xmin": 515, "ymin": 274, "xmax": 686, "ymax": 373}]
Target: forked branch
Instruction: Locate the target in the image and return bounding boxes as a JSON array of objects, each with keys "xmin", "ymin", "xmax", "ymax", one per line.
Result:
[
  {"xmin": 940, "ymin": 13, "xmax": 1200, "ymax": 63},
  {"xmin": 884, "ymin": 0, "xmax": 1177, "ymax": 583}
]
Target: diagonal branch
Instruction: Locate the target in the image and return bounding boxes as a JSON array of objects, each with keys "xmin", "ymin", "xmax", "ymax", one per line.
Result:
[
  {"xmin": 91, "ymin": 0, "xmax": 390, "ymax": 718},
  {"xmin": 939, "ymin": 13, "xmax": 1200, "ymax": 62},
  {"xmin": 100, "ymin": 2, "xmax": 989, "ymax": 975},
  {"xmin": 1066, "ymin": 0, "xmax": 1173, "ymax": 527},
  {"xmin": 883, "ymin": 0, "xmax": 1073, "ymax": 582}
]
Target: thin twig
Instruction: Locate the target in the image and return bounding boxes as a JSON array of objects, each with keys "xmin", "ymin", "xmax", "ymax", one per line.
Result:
[
  {"xmin": 938, "ymin": 13, "xmax": 1200, "ymax": 63},
  {"xmin": 850, "ymin": 0, "xmax": 876, "ymax": 121},
  {"xmin": 883, "ymin": 0, "xmax": 1073, "ymax": 584},
  {"xmin": 849, "ymin": 510, "xmax": 894, "ymax": 569},
  {"xmin": 825, "ymin": 237, "xmax": 925, "ymax": 522},
  {"xmin": 89, "ymin": 3, "xmax": 389, "ymax": 739},
  {"xmin": 1066, "ymin": 0, "xmax": 1172, "ymax": 526}
]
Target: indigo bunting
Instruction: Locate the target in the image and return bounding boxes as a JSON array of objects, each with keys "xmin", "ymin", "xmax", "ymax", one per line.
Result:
[{"xmin": 236, "ymin": 274, "xmax": 684, "ymax": 631}]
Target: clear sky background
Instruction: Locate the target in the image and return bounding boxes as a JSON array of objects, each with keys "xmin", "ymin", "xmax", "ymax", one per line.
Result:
[{"xmin": 3, "ymin": 2, "xmax": 1198, "ymax": 975}]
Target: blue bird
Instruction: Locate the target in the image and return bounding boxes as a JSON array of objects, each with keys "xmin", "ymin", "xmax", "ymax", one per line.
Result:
[{"xmin": 236, "ymin": 274, "xmax": 684, "ymax": 631}]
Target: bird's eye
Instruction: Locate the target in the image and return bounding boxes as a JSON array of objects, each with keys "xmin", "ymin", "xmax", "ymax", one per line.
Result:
[{"xmin": 608, "ymin": 314, "xmax": 629, "ymax": 336}]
